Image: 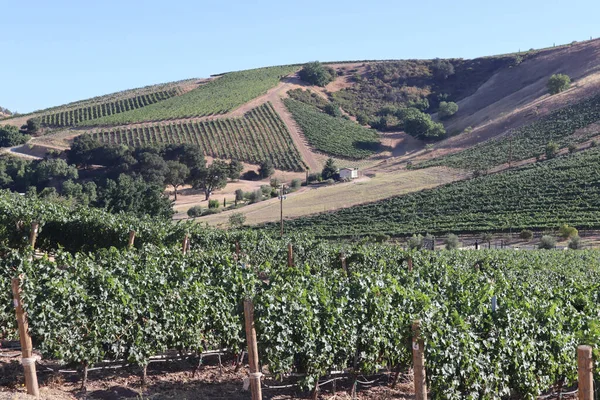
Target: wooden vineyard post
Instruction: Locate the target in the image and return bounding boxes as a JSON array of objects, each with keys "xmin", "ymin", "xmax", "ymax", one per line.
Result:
[
  {"xmin": 407, "ymin": 257, "xmax": 413, "ymax": 272},
  {"xmin": 182, "ymin": 234, "xmax": 189, "ymax": 255},
  {"xmin": 29, "ymin": 222, "xmax": 39, "ymax": 250},
  {"xmin": 412, "ymin": 320, "xmax": 427, "ymax": 400},
  {"xmin": 235, "ymin": 241, "xmax": 240, "ymax": 261},
  {"xmin": 287, "ymin": 243, "xmax": 293, "ymax": 268},
  {"xmin": 340, "ymin": 253, "xmax": 347, "ymax": 274},
  {"xmin": 12, "ymin": 277, "xmax": 40, "ymax": 398},
  {"xmin": 577, "ymin": 345, "xmax": 593, "ymax": 400},
  {"xmin": 243, "ymin": 299, "xmax": 262, "ymax": 400},
  {"xmin": 128, "ymin": 230, "xmax": 136, "ymax": 248}
]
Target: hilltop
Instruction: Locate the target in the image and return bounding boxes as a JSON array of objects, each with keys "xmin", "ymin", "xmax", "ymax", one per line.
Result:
[{"xmin": 2, "ymin": 38, "xmax": 600, "ymax": 227}]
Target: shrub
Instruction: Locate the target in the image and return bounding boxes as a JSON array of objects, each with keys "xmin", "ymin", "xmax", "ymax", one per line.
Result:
[
  {"xmin": 548, "ymin": 74, "xmax": 571, "ymax": 95},
  {"xmin": 202, "ymin": 208, "xmax": 220, "ymax": 216},
  {"xmin": 291, "ymin": 179, "xmax": 302, "ymax": 189},
  {"xmin": 407, "ymin": 235, "xmax": 423, "ymax": 249},
  {"xmin": 259, "ymin": 160, "xmax": 274, "ymax": 179},
  {"xmin": 249, "ymin": 190, "xmax": 262, "ymax": 204},
  {"xmin": 270, "ymin": 178, "xmax": 281, "ymax": 188},
  {"xmin": 444, "ymin": 234, "xmax": 460, "ymax": 250},
  {"xmin": 591, "ymin": 140, "xmax": 598, "ymax": 148},
  {"xmin": 538, "ymin": 235, "xmax": 556, "ymax": 249},
  {"xmin": 324, "ymin": 179, "xmax": 335, "ymax": 185},
  {"xmin": 26, "ymin": 118, "xmax": 41, "ymax": 134},
  {"xmin": 545, "ymin": 141, "xmax": 559, "ymax": 159},
  {"xmin": 0, "ymin": 125, "xmax": 30, "ymax": 147},
  {"xmin": 308, "ymin": 173, "xmax": 321, "ymax": 183},
  {"xmin": 558, "ymin": 224, "xmax": 578, "ymax": 239},
  {"xmin": 229, "ymin": 212, "xmax": 246, "ymax": 228},
  {"xmin": 235, "ymin": 189, "xmax": 244, "ymax": 202},
  {"xmin": 432, "ymin": 59, "xmax": 455, "ymax": 80},
  {"xmin": 324, "ymin": 103, "xmax": 342, "ymax": 117},
  {"xmin": 568, "ymin": 235, "xmax": 582, "ymax": 250},
  {"xmin": 438, "ymin": 101, "xmax": 459, "ymax": 119},
  {"xmin": 568, "ymin": 143, "xmax": 577, "ymax": 153},
  {"xmin": 187, "ymin": 205, "xmax": 202, "ymax": 218},
  {"xmin": 208, "ymin": 199, "xmax": 220, "ymax": 209},
  {"xmin": 260, "ymin": 185, "xmax": 272, "ymax": 196},
  {"xmin": 299, "ymin": 61, "xmax": 335, "ymax": 87},
  {"xmin": 519, "ymin": 229, "xmax": 534, "ymax": 240}
]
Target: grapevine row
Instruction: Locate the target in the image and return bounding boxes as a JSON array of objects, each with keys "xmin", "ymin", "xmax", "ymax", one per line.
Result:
[
  {"xmin": 40, "ymin": 88, "xmax": 182, "ymax": 127},
  {"xmin": 89, "ymin": 103, "xmax": 305, "ymax": 171}
]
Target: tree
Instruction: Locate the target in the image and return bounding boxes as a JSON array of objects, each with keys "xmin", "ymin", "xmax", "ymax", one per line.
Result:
[
  {"xmin": 402, "ymin": 109, "xmax": 446, "ymax": 139},
  {"xmin": 548, "ymin": 74, "xmax": 571, "ymax": 95},
  {"xmin": 538, "ymin": 235, "xmax": 556, "ymax": 249},
  {"xmin": 568, "ymin": 235, "xmax": 582, "ymax": 250},
  {"xmin": 258, "ymin": 160, "xmax": 275, "ymax": 179},
  {"xmin": 135, "ymin": 152, "xmax": 168, "ymax": 186},
  {"xmin": 444, "ymin": 234, "xmax": 460, "ymax": 250},
  {"xmin": 187, "ymin": 205, "xmax": 203, "ymax": 218},
  {"xmin": 432, "ymin": 59, "xmax": 455, "ymax": 80},
  {"xmin": 321, "ymin": 158, "xmax": 338, "ymax": 181},
  {"xmin": 324, "ymin": 103, "xmax": 342, "ymax": 117},
  {"xmin": 0, "ymin": 125, "xmax": 30, "ymax": 147},
  {"xmin": 32, "ymin": 158, "xmax": 78, "ymax": 189},
  {"xmin": 407, "ymin": 234, "xmax": 423, "ymax": 249},
  {"xmin": 438, "ymin": 102, "xmax": 459, "ymax": 119},
  {"xmin": 228, "ymin": 160, "xmax": 243, "ymax": 181},
  {"xmin": 545, "ymin": 141, "xmax": 559, "ymax": 159},
  {"xmin": 192, "ymin": 160, "xmax": 229, "ymax": 200},
  {"xmin": 235, "ymin": 188, "xmax": 244, "ymax": 203},
  {"xmin": 559, "ymin": 224, "xmax": 578, "ymax": 239},
  {"xmin": 26, "ymin": 118, "xmax": 41, "ymax": 134},
  {"xmin": 229, "ymin": 212, "xmax": 246, "ymax": 229},
  {"xmin": 519, "ymin": 229, "xmax": 534, "ymax": 241},
  {"xmin": 164, "ymin": 161, "xmax": 189, "ymax": 201},
  {"xmin": 67, "ymin": 134, "xmax": 102, "ymax": 168},
  {"xmin": 299, "ymin": 61, "xmax": 335, "ymax": 87}
]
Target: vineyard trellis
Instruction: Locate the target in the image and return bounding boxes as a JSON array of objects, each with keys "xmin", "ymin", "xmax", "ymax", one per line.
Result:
[{"xmin": 89, "ymin": 103, "xmax": 305, "ymax": 171}]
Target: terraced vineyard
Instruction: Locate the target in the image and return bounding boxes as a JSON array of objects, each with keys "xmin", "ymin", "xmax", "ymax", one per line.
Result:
[
  {"xmin": 276, "ymin": 147, "xmax": 600, "ymax": 237},
  {"xmin": 90, "ymin": 103, "xmax": 304, "ymax": 171},
  {"xmin": 419, "ymin": 93, "xmax": 600, "ymax": 170},
  {"xmin": 284, "ymin": 98, "xmax": 380, "ymax": 159},
  {"xmin": 41, "ymin": 88, "xmax": 182, "ymax": 127},
  {"xmin": 82, "ymin": 66, "xmax": 299, "ymax": 126}
]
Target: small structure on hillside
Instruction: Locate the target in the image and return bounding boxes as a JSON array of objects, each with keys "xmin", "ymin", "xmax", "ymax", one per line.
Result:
[{"xmin": 339, "ymin": 167, "xmax": 359, "ymax": 180}]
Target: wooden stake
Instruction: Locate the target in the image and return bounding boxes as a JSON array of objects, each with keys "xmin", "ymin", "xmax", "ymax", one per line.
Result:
[
  {"xmin": 235, "ymin": 241, "xmax": 240, "ymax": 261},
  {"xmin": 243, "ymin": 299, "xmax": 262, "ymax": 400},
  {"xmin": 12, "ymin": 277, "xmax": 39, "ymax": 398},
  {"xmin": 340, "ymin": 253, "xmax": 347, "ymax": 274},
  {"xmin": 128, "ymin": 230, "xmax": 136, "ymax": 248},
  {"xmin": 407, "ymin": 257, "xmax": 413, "ymax": 272},
  {"xmin": 412, "ymin": 320, "xmax": 427, "ymax": 400},
  {"xmin": 182, "ymin": 234, "xmax": 189, "ymax": 255},
  {"xmin": 29, "ymin": 222, "xmax": 39, "ymax": 250},
  {"xmin": 577, "ymin": 345, "xmax": 593, "ymax": 400},
  {"xmin": 287, "ymin": 243, "xmax": 293, "ymax": 267}
]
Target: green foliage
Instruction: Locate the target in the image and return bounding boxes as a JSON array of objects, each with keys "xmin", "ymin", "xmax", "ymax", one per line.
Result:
[
  {"xmin": 403, "ymin": 109, "xmax": 446, "ymax": 139},
  {"xmin": 208, "ymin": 199, "xmax": 220, "ymax": 209},
  {"xmin": 519, "ymin": 229, "xmax": 534, "ymax": 240},
  {"xmin": 290, "ymin": 178, "xmax": 302, "ymax": 189},
  {"xmin": 0, "ymin": 125, "xmax": 30, "ymax": 147},
  {"xmin": 284, "ymin": 98, "xmax": 380, "ymax": 159},
  {"xmin": 228, "ymin": 160, "xmax": 243, "ymax": 180},
  {"xmin": 438, "ymin": 101, "xmax": 459, "ymax": 119},
  {"xmin": 321, "ymin": 158, "xmax": 338, "ymax": 180},
  {"xmin": 187, "ymin": 205, "xmax": 202, "ymax": 218},
  {"xmin": 235, "ymin": 189, "xmax": 244, "ymax": 202},
  {"xmin": 568, "ymin": 235, "xmax": 582, "ymax": 250},
  {"xmin": 548, "ymin": 74, "xmax": 571, "ymax": 95},
  {"xmin": 431, "ymin": 58, "xmax": 455, "ymax": 80},
  {"xmin": 545, "ymin": 141, "xmax": 559, "ymax": 159},
  {"xmin": 277, "ymin": 147, "xmax": 600, "ymax": 237},
  {"xmin": 539, "ymin": 235, "xmax": 556, "ymax": 249},
  {"xmin": 164, "ymin": 161, "xmax": 189, "ymax": 200},
  {"xmin": 228, "ymin": 212, "xmax": 246, "ymax": 228},
  {"xmin": 420, "ymin": 94, "xmax": 600, "ymax": 170},
  {"xmin": 83, "ymin": 66, "xmax": 298, "ymax": 125},
  {"xmin": 259, "ymin": 159, "xmax": 275, "ymax": 179},
  {"xmin": 270, "ymin": 178, "xmax": 281, "ymax": 188},
  {"xmin": 407, "ymin": 234, "xmax": 423, "ymax": 249},
  {"xmin": 287, "ymin": 89, "xmax": 329, "ymax": 110},
  {"xmin": 444, "ymin": 234, "xmax": 460, "ymax": 250},
  {"xmin": 568, "ymin": 143, "xmax": 578, "ymax": 154},
  {"xmin": 298, "ymin": 62, "xmax": 335, "ymax": 87},
  {"xmin": 26, "ymin": 118, "xmax": 41, "ymax": 133},
  {"xmin": 90, "ymin": 103, "xmax": 304, "ymax": 172},
  {"xmin": 559, "ymin": 224, "xmax": 578, "ymax": 239},
  {"xmin": 192, "ymin": 160, "xmax": 230, "ymax": 200}
]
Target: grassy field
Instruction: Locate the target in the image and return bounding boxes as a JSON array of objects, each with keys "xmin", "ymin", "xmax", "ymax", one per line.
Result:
[
  {"xmin": 199, "ymin": 166, "xmax": 468, "ymax": 226},
  {"xmin": 272, "ymin": 147, "xmax": 600, "ymax": 237},
  {"xmin": 284, "ymin": 98, "xmax": 380, "ymax": 159},
  {"xmin": 82, "ymin": 66, "xmax": 299, "ymax": 125}
]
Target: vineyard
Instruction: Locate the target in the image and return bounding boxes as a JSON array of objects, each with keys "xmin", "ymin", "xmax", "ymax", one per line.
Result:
[
  {"xmin": 0, "ymin": 190, "xmax": 598, "ymax": 398},
  {"xmin": 89, "ymin": 102, "xmax": 304, "ymax": 171},
  {"xmin": 419, "ymin": 93, "xmax": 600, "ymax": 170},
  {"xmin": 81, "ymin": 66, "xmax": 299, "ymax": 126},
  {"xmin": 284, "ymin": 98, "xmax": 380, "ymax": 159},
  {"xmin": 40, "ymin": 88, "xmax": 182, "ymax": 127},
  {"xmin": 275, "ymin": 147, "xmax": 600, "ymax": 237}
]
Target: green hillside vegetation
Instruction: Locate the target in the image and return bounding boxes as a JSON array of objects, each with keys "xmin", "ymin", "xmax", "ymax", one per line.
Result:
[
  {"xmin": 90, "ymin": 102, "xmax": 304, "ymax": 171},
  {"xmin": 275, "ymin": 147, "xmax": 600, "ymax": 237},
  {"xmin": 284, "ymin": 98, "xmax": 380, "ymax": 159},
  {"xmin": 82, "ymin": 66, "xmax": 299, "ymax": 125},
  {"xmin": 41, "ymin": 88, "xmax": 182, "ymax": 127},
  {"xmin": 331, "ymin": 55, "xmax": 523, "ymax": 123},
  {"xmin": 419, "ymin": 93, "xmax": 600, "ymax": 171}
]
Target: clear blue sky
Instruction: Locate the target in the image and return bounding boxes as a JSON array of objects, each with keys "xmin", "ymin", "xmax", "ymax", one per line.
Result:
[{"xmin": 3, "ymin": 0, "xmax": 599, "ymax": 113}]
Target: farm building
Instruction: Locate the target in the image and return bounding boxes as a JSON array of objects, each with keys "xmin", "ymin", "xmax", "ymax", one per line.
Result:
[{"xmin": 339, "ymin": 167, "xmax": 359, "ymax": 179}]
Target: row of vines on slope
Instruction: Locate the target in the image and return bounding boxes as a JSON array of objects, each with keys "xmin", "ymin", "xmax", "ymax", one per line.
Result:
[
  {"xmin": 88, "ymin": 102, "xmax": 305, "ymax": 171},
  {"xmin": 41, "ymin": 89, "xmax": 182, "ymax": 127},
  {"xmin": 272, "ymin": 147, "xmax": 600, "ymax": 237},
  {"xmin": 82, "ymin": 66, "xmax": 299, "ymax": 125},
  {"xmin": 1, "ymin": 240, "xmax": 599, "ymax": 399},
  {"xmin": 419, "ymin": 93, "xmax": 600, "ymax": 171}
]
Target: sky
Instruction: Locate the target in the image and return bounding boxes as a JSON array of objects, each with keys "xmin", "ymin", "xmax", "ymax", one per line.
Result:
[{"xmin": 2, "ymin": 0, "xmax": 599, "ymax": 113}]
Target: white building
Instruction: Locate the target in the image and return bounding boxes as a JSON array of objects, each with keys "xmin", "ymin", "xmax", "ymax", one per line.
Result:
[{"xmin": 339, "ymin": 167, "xmax": 359, "ymax": 180}]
